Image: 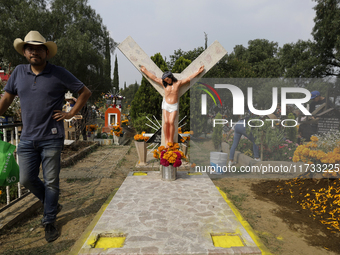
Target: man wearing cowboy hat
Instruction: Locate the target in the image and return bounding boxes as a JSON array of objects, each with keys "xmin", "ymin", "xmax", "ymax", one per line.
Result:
[{"xmin": 0, "ymin": 31, "xmax": 92, "ymax": 242}]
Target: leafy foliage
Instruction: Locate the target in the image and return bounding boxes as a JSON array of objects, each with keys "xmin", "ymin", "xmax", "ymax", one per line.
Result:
[
  {"xmin": 130, "ymin": 53, "xmax": 167, "ymax": 124},
  {"xmin": 129, "ymin": 54, "xmax": 167, "ymax": 133},
  {"xmin": 112, "ymin": 55, "xmax": 119, "ymax": 94},
  {"xmin": 311, "ymin": 0, "xmax": 340, "ymax": 77},
  {"xmin": 120, "ymin": 82, "xmax": 139, "ymax": 114},
  {"xmin": 0, "ymin": 0, "xmax": 116, "ymax": 101},
  {"xmin": 212, "ymin": 112, "xmax": 223, "ymax": 150},
  {"xmin": 171, "ymin": 56, "xmax": 191, "ymax": 132}
]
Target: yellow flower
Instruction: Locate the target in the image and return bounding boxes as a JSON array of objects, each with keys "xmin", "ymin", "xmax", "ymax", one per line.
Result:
[
  {"xmin": 302, "ymin": 148, "xmax": 310, "ymax": 157},
  {"xmin": 309, "ymin": 150, "xmax": 317, "ymax": 158},
  {"xmin": 310, "ymin": 136, "xmax": 318, "ymax": 142},
  {"xmin": 292, "ymin": 155, "xmax": 300, "ymax": 162}
]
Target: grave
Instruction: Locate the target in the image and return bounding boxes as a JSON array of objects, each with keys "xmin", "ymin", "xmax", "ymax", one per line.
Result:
[
  {"xmin": 102, "ymin": 107, "xmax": 121, "ymax": 134},
  {"xmin": 299, "ymin": 103, "xmax": 340, "ymax": 141},
  {"xmin": 316, "ymin": 108, "xmax": 340, "ymax": 133},
  {"xmin": 72, "ymin": 37, "xmax": 263, "ymax": 254},
  {"xmin": 75, "ymin": 172, "xmax": 263, "ymax": 254}
]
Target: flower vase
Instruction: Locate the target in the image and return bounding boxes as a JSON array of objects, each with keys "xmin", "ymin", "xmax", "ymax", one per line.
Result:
[
  {"xmin": 181, "ymin": 143, "xmax": 188, "ymax": 157},
  {"xmin": 161, "ymin": 165, "xmax": 177, "ymax": 181},
  {"xmin": 88, "ymin": 132, "xmax": 94, "ymax": 141},
  {"xmin": 114, "ymin": 135, "xmax": 119, "ymax": 145},
  {"xmin": 135, "ymin": 141, "xmax": 147, "ymax": 165}
]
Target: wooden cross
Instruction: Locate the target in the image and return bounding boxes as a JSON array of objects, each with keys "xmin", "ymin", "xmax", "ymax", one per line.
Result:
[{"xmin": 118, "ymin": 36, "xmax": 227, "ymax": 146}]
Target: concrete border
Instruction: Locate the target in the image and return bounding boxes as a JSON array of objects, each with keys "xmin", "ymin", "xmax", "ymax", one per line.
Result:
[
  {"xmin": 217, "ymin": 187, "xmax": 273, "ymax": 255},
  {"xmin": 68, "ymin": 188, "xmax": 119, "ymax": 255},
  {"xmin": 61, "ymin": 142, "xmax": 99, "ymax": 168},
  {"xmin": 221, "ymin": 142, "xmax": 306, "ymax": 178}
]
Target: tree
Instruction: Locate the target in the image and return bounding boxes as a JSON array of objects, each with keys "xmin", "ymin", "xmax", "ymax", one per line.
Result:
[
  {"xmin": 212, "ymin": 112, "xmax": 223, "ymax": 150},
  {"xmin": 189, "ymin": 84, "xmax": 209, "ymax": 137},
  {"xmin": 0, "ymin": 0, "xmax": 116, "ymax": 101},
  {"xmin": 279, "ymin": 40, "xmax": 318, "ymax": 78},
  {"xmin": 205, "ymin": 39, "xmax": 283, "ymax": 79},
  {"xmin": 204, "ymin": 32, "xmax": 208, "ymax": 50},
  {"xmin": 121, "ymin": 81, "xmax": 139, "ymax": 114},
  {"xmin": 279, "ymin": 0, "xmax": 340, "ymax": 79},
  {"xmin": 172, "ymin": 56, "xmax": 192, "ymax": 132},
  {"xmin": 311, "ymin": 0, "xmax": 340, "ymax": 77},
  {"xmin": 227, "ymin": 39, "xmax": 283, "ymax": 78},
  {"xmin": 168, "ymin": 47, "xmax": 205, "ymax": 70},
  {"xmin": 112, "ymin": 55, "xmax": 119, "ymax": 94},
  {"xmin": 130, "ymin": 53, "xmax": 167, "ymax": 130}
]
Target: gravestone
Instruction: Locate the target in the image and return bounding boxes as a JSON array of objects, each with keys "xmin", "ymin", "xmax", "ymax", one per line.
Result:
[
  {"xmin": 102, "ymin": 107, "xmax": 121, "ymax": 134},
  {"xmin": 316, "ymin": 108, "xmax": 340, "ymax": 133}
]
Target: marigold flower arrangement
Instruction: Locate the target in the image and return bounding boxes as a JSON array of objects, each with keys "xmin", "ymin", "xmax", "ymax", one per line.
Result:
[
  {"xmin": 178, "ymin": 127, "xmax": 192, "ymax": 143},
  {"xmin": 153, "ymin": 143, "xmax": 186, "ymax": 167},
  {"xmin": 86, "ymin": 124, "xmax": 98, "ymax": 134},
  {"xmin": 111, "ymin": 125, "xmax": 123, "ymax": 137},
  {"xmin": 121, "ymin": 119, "xmax": 129, "ymax": 127},
  {"xmin": 293, "ymin": 134, "xmax": 340, "ymax": 178},
  {"xmin": 134, "ymin": 131, "xmax": 149, "ymax": 142}
]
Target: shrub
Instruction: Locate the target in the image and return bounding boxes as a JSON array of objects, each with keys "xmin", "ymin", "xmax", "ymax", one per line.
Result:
[{"xmin": 212, "ymin": 113, "xmax": 223, "ymax": 150}]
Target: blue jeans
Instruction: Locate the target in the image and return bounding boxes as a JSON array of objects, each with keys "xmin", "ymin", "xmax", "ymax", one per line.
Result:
[
  {"xmin": 17, "ymin": 138, "xmax": 63, "ymax": 224},
  {"xmin": 229, "ymin": 122, "xmax": 259, "ymax": 160}
]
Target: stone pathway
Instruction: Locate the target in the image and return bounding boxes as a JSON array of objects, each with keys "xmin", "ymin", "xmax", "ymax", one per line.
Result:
[
  {"xmin": 60, "ymin": 145, "xmax": 130, "ymax": 179},
  {"xmin": 77, "ymin": 171, "xmax": 261, "ymax": 255}
]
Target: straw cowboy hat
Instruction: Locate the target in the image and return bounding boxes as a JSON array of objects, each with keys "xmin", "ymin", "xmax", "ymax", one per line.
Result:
[{"xmin": 13, "ymin": 31, "xmax": 57, "ymax": 59}]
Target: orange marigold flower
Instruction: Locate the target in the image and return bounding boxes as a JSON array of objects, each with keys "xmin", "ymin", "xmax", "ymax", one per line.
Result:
[
  {"xmin": 310, "ymin": 136, "xmax": 319, "ymax": 142},
  {"xmin": 292, "ymin": 155, "xmax": 300, "ymax": 162},
  {"xmin": 302, "ymin": 148, "xmax": 310, "ymax": 157}
]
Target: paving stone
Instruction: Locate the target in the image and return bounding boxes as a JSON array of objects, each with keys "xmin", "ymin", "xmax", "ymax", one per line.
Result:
[{"xmin": 78, "ymin": 172, "xmax": 261, "ymax": 255}]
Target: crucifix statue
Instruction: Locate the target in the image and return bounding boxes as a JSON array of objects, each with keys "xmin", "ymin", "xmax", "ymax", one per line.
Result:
[
  {"xmin": 118, "ymin": 36, "xmax": 227, "ymax": 146},
  {"xmin": 140, "ymin": 65, "xmax": 204, "ymax": 146}
]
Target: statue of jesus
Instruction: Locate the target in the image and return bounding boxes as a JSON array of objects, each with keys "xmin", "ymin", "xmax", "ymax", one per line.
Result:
[{"xmin": 140, "ymin": 65, "xmax": 204, "ymax": 146}]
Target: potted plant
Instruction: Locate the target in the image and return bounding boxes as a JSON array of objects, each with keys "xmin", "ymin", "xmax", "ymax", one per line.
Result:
[
  {"xmin": 153, "ymin": 143, "xmax": 186, "ymax": 181},
  {"xmin": 85, "ymin": 124, "xmax": 98, "ymax": 140}
]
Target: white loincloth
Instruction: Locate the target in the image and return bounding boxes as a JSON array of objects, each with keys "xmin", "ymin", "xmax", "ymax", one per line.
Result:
[{"xmin": 162, "ymin": 98, "xmax": 178, "ymax": 113}]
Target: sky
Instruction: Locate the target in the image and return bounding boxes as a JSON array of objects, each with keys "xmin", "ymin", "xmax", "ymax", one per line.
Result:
[{"xmin": 87, "ymin": 0, "xmax": 316, "ymax": 89}]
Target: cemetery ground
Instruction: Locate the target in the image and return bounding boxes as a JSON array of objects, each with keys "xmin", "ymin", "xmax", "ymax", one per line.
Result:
[{"xmin": 0, "ymin": 139, "xmax": 339, "ymax": 255}]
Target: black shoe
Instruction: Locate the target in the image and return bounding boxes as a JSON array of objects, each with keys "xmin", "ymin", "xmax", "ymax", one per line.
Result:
[
  {"xmin": 45, "ymin": 222, "xmax": 59, "ymax": 242},
  {"xmin": 41, "ymin": 204, "xmax": 63, "ymax": 227}
]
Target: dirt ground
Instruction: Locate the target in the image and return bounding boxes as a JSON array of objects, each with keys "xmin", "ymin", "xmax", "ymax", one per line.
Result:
[
  {"xmin": 0, "ymin": 141, "xmax": 138, "ymax": 255},
  {"xmin": 213, "ymin": 178, "xmax": 339, "ymax": 255},
  {"xmin": 0, "ymin": 139, "xmax": 339, "ymax": 255}
]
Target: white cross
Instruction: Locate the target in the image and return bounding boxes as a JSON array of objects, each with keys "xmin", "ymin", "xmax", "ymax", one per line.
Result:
[{"xmin": 118, "ymin": 36, "xmax": 227, "ymax": 145}]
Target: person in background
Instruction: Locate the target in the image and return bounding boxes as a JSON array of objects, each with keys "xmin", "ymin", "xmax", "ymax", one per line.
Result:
[
  {"xmin": 226, "ymin": 116, "xmax": 261, "ymax": 166},
  {"xmin": 309, "ymin": 91, "xmax": 326, "ymax": 113}
]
